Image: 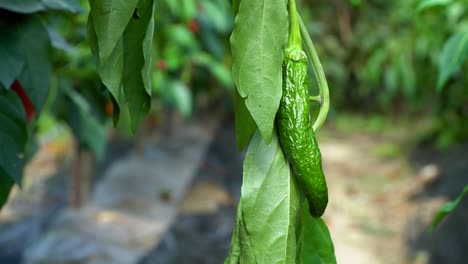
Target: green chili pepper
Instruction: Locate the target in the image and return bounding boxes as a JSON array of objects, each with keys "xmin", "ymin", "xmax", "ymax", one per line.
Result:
[{"xmin": 276, "ymin": 0, "xmax": 328, "ymax": 217}]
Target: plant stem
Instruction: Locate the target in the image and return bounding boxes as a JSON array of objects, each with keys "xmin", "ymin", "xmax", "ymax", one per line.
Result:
[
  {"xmin": 298, "ymin": 14, "xmax": 330, "ymax": 132},
  {"xmin": 288, "ymin": 0, "xmax": 301, "ymax": 50}
]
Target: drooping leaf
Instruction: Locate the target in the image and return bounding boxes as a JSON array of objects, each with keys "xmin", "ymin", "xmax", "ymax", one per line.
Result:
[
  {"xmin": 234, "ymin": 90, "xmax": 256, "ymax": 151},
  {"xmin": 431, "ymin": 185, "xmax": 468, "ymax": 231},
  {"xmin": 298, "ymin": 201, "xmax": 337, "ymax": 264},
  {"xmin": 121, "ymin": 0, "xmax": 154, "ymax": 130},
  {"xmin": 0, "ymin": 0, "xmax": 82, "ymax": 13},
  {"xmin": 230, "ymin": 0, "xmax": 288, "ymax": 143},
  {"xmin": 88, "ymin": 0, "xmax": 155, "ymax": 131},
  {"xmin": 16, "ymin": 17, "xmax": 52, "ymax": 116},
  {"xmin": 416, "ymin": 0, "xmax": 453, "ymax": 12},
  {"xmin": 87, "ymin": 14, "xmax": 122, "ymax": 125},
  {"xmin": 0, "ymin": 89, "xmax": 28, "ymax": 185},
  {"xmin": 89, "ymin": 0, "xmax": 139, "ymax": 63},
  {"xmin": 437, "ymin": 31, "xmax": 468, "ymax": 90},
  {"xmin": 240, "ymin": 131, "xmax": 301, "ymax": 263},
  {"xmin": 0, "ymin": 28, "xmax": 24, "ymax": 88}
]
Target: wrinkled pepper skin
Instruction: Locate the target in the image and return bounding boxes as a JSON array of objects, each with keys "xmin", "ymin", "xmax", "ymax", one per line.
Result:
[{"xmin": 276, "ymin": 48, "xmax": 328, "ymax": 217}]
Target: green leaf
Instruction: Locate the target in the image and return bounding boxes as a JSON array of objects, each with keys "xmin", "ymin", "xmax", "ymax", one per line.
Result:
[
  {"xmin": 0, "ymin": 168, "xmax": 14, "ymax": 208},
  {"xmin": 0, "ymin": 0, "xmax": 82, "ymax": 13},
  {"xmin": 121, "ymin": 0, "xmax": 154, "ymax": 130},
  {"xmin": 224, "ymin": 200, "xmax": 242, "ymax": 264},
  {"xmin": 89, "ymin": 0, "xmax": 139, "ymax": 63},
  {"xmin": 87, "ymin": 14, "xmax": 122, "ymax": 125},
  {"xmin": 230, "ymin": 0, "xmax": 288, "ymax": 143},
  {"xmin": 232, "ymin": 0, "xmax": 240, "ymax": 15},
  {"xmin": 0, "ymin": 89, "xmax": 28, "ymax": 185},
  {"xmin": 0, "ymin": 29, "xmax": 24, "ymax": 88},
  {"xmin": 240, "ymin": 131, "xmax": 301, "ymax": 263},
  {"xmin": 437, "ymin": 31, "xmax": 468, "ymax": 90},
  {"xmin": 66, "ymin": 88, "xmax": 107, "ymax": 160},
  {"xmin": 298, "ymin": 201, "xmax": 337, "ymax": 264},
  {"xmin": 431, "ymin": 185, "xmax": 468, "ymax": 231},
  {"xmin": 167, "ymin": 81, "xmax": 192, "ymax": 118},
  {"xmin": 416, "ymin": 0, "xmax": 453, "ymax": 12},
  {"xmin": 16, "ymin": 17, "xmax": 52, "ymax": 116},
  {"xmin": 192, "ymin": 53, "xmax": 234, "ymax": 90},
  {"xmin": 89, "ymin": 0, "xmax": 155, "ymax": 131},
  {"xmin": 234, "ymin": 90, "xmax": 256, "ymax": 151}
]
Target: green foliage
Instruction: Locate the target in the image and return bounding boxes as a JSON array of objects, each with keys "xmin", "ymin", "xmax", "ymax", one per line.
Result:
[
  {"xmin": 300, "ymin": 0, "xmax": 468, "ymax": 145},
  {"xmin": 417, "ymin": 0, "xmax": 454, "ymax": 11},
  {"xmin": 0, "ymin": 0, "xmax": 81, "ymax": 14},
  {"xmin": 297, "ymin": 202, "xmax": 336, "ymax": 264},
  {"xmin": 231, "ymin": 0, "xmax": 288, "ymax": 143},
  {"xmin": 225, "ymin": 131, "xmax": 336, "ymax": 263},
  {"xmin": 0, "ymin": 90, "xmax": 28, "ymax": 185},
  {"xmin": 437, "ymin": 30, "xmax": 468, "ymax": 90},
  {"xmin": 431, "ymin": 185, "xmax": 468, "ymax": 231},
  {"xmin": 88, "ymin": 0, "xmax": 155, "ymax": 131},
  {"xmin": 151, "ymin": 0, "xmax": 233, "ymax": 119}
]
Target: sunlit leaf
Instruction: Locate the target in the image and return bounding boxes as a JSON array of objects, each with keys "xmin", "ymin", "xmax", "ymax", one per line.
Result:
[
  {"xmin": 231, "ymin": 0, "xmax": 288, "ymax": 143},
  {"xmin": 437, "ymin": 31, "xmax": 468, "ymax": 90},
  {"xmin": 417, "ymin": 0, "xmax": 453, "ymax": 12},
  {"xmin": 431, "ymin": 185, "xmax": 468, "ymax": 231},
  {"xmin": 239, "ymin": 131, "xmax": 301, "ymax": 263}
]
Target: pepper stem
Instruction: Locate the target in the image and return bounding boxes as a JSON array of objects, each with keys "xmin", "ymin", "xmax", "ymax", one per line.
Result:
[
  {"xmin": 288, "ymin": 0, "xmax": 301, "ymax": 50},
  {"xmin": 298, "ymin": 14, "xmax": 330, "ymax": 132}
]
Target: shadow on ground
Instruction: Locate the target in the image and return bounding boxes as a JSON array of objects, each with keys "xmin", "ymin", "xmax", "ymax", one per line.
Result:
[
  {"xmin": 139, "ymin": 117, "xmax": 242, "ymax": 264},
  {"xmin": 406, "ymin": 142, "xmax": 468, "ymax": 264}
]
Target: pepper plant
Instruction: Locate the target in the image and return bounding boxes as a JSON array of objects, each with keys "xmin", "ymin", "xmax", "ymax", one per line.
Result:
[{"xmin": 1, "ymin": 0, "xmax": 337, "ymax": 262}]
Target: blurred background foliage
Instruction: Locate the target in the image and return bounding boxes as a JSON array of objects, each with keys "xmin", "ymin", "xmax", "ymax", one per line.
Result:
[
  {"xmin": 299, "ymin": 0, "xmax": 467, "ymax": 148},
  {"xmin": 10, "ymin": 0, "xmax": 468, "ymax": 156}
]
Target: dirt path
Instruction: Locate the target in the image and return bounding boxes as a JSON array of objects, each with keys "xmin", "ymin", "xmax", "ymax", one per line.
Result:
[
  {"xmin": 319, "ymin": 128, "xmax": 467, "ymax": 264},
  {"xmin": 1, "ymin": 115, "xmax": 466, "ymax": 264}
]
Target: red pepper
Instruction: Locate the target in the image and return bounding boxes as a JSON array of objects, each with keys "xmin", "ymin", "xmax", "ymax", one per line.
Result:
[{"xmin": 10, "ymin": 80, "xmax": 35, "ymax": 123}]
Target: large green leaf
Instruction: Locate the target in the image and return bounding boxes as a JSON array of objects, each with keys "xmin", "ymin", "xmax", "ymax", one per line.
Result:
[
  {"xmin": 16, "ymin": 17, "xmax": 52, "ymax": 116},
  {"xmin": 87, "ymin": 14, "xmax": 122, "ymax": 125},
  {"xmin": 431, "ymin": 185, "xmax": 468, "ymax": 231},
  {"xmin": 0, "ymin": 0, "xmax": 82, "ymax": 13},
  {"xmin": 121, "ymin": 0, "xmax": 154, "ymax": 130},
  {"xmin": 240, "ymin": 131, "xmax": 301, "ymax": 263},
  {"xmin": 298, "ymin": 201, "xmax": 336, "ymax": 264},
  {"xmin": 89, "ymin": 0, "xmax": 139, "ymax": 63},
  {"xmin": 230, "ymin": 0, "xmax": 288, "ymax": 143},
  {"xmin": 0, "ymin": 28, "xmax": 24, "ymax": 88},
  {"xmin": 89, "ymin": 0, "xmax": 155, "ymax": 131},
  {"xmin": 437, "ymin": 31, "xmax": 468, "ymax": 90},
  {"xmin": 0, "ymin": 90, "xmax": 28, "ymax": 185}
]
